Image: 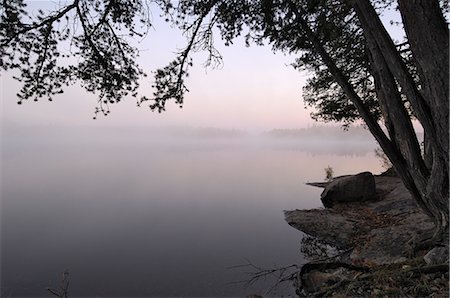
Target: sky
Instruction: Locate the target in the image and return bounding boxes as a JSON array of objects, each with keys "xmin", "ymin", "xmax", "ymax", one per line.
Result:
[
  {"xmin": 1, "ymin": 1, "xmax": 321, "ymax": 132},
  {"xmin": 1, "ymin": 1, "xmax": 409, "ymax": 132}
]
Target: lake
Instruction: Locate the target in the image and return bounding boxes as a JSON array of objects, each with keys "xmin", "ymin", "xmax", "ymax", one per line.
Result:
[{"xmin": 1, "ymin": 126, "xmax": 382, "ymax": 297}]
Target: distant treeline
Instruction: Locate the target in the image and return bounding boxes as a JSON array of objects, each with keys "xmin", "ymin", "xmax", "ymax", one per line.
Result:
[
  {"xmin": 264, "ymin": 125, "xmax": 375, "ymax": 141},
  {"xmin": 265, "ymin": 125, "xmax": 424, "ymax": 142}
]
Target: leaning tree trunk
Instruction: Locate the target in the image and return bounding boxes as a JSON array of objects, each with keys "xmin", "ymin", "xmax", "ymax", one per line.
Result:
[
  {"xmin": 362, "ymin": 26, "xmax": 434, "ymax": 219},
  {"xmin": 294, "ymin": 0, "xmax": 448, "ymax": 246},
  {"xmin": 353, "ymin": 0, "xmax": 449, "ymax": 245},
  {"xmin": 398, "ymin": 0, "xmax": 449, "ymax": 166},
  {"xmin": 397, "ymin": 0, "xmax": 449, "ymax": 243}
]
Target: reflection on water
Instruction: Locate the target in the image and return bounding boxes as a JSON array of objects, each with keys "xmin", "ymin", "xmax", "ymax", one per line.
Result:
[{"xmin": 1, "ymin": 125, "xmax": 382, "ymax": 297}]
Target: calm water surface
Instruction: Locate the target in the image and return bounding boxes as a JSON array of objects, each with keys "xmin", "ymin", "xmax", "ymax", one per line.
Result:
[{"xmin": 1, "ymin": 126, "xmax": 381, "ymax": 297}]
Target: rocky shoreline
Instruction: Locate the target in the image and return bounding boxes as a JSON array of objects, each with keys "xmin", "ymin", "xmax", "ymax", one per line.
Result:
[{"xmin": 284, "ymin": 172, "xmax": 449, "ymax": 297}]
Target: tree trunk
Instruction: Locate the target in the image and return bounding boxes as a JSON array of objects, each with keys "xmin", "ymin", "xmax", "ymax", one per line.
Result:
[
  {"xmin": 398, "ymin": 0, "xmax": 449, "ymax": 167},
  {"xmin": 288, "ymin": 4, "xmax": 429, "ymax": 225},
  {"xmin": 362, "ymin": 28, "xmax": 433, "ymax": 218},
  {"xmin": 423, "ymin": 130, "xmax": 433, "ymax": 169},
  {"xmin": 352, "ymin": 0, "xmax": 445, "ymax": 166},
  {"xmin": 397, "ymin": 0, "xmax": 449, "ymax": 244},
  {"xmin": 352, "ymin": 0, "xmax": 449, "ymax": 245},
  {"xmin": 292, "ymin": 0, "xmax": 448, "ymax": 247}
]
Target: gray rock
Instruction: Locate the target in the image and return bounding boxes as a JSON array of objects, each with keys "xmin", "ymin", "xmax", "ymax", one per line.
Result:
[
  {"xmin": 423, "ymin": 246, "xmax": 449, "ymax": 265},
  {"xmin": 320, "ymin": 172, "xmax": 376, "ymax": 208}
]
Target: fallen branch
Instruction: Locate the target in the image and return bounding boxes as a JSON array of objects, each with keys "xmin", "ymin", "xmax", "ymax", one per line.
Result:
[{"xmin": 47, "ymin": 271, "xmax": 69, "ymax": 298}]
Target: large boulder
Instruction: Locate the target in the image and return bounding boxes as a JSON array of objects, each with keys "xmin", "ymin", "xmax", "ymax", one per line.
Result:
[{"xmin": 321, "ymin": 172, "xmax": 376, "ymax": 208}]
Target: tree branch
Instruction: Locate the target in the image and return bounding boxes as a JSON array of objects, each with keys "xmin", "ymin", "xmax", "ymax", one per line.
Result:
[
  {"xmin": 75, "ymin": 2, "xmax": 108, "ymax": 69},
  {"xmin": 176, "ymin": 13, "xmax": 207, "ymax": 93},
  {"xmin": 34, "ymin": 23, "xmax": 52, "ymax": 85},
  {"xmin": 90, "ymin": 0, "xmax": 115, "ymax": 37},
  {"xmin": 106, "ymin": 21, "xmax": 127, "ymax": 62},
  {"xmin": 1, "ymin": 0, "xmax": 79, "ymax": 47}
]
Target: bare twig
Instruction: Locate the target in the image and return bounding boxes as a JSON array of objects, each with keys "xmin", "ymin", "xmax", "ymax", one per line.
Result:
[
  {"xmin": 228, "ymin": 259, "xmax": 300, "ymax": 294},
  {"xmin": 47, "ymin": 270, "xmax": 69, "ymax": 298}
]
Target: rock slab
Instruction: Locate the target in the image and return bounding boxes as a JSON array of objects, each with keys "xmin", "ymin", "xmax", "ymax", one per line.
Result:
[{"xmin": 285, "ymin": 176, "xmax": 433, "ymax": 265}]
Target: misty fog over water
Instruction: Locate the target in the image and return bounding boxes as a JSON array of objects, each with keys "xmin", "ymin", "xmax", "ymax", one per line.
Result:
[{"xmin": 1, "ymin": 125, "xmax": 382, "ymax": 296}]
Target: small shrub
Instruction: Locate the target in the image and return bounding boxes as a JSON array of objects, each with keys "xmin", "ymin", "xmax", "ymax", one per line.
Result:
[{"xmin": 324, "ymin": 166, "xmax": 334, "ymax": 182}]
